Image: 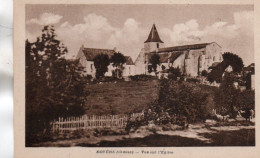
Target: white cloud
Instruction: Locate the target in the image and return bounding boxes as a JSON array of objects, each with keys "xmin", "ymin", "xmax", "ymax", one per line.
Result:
[
  {"xmin": 107, "ymin": 18, "xmax": 146, "ymax": 58},
  {"xmin": 26, "ymin": 11, "xmax": 254, "ymax": 65},
  {"xmin": 27, "ymin": 13, "xmax": 63, "ymax": 25},
  {"xmin": 162, "ymin": 11, "xmax": 254, "ymax": 65},
  {"xmin": 55, "ymin": 13, "xmax": 116, "ymax": 58},
  {"xmin": 55, "ymin": 14, "xmax": 145, "ymax": 60}
]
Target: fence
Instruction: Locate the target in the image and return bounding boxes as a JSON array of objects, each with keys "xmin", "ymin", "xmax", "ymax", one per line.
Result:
[{"xmin": 51, "ymin": 112, "xmax": 144, "ymax": 132}]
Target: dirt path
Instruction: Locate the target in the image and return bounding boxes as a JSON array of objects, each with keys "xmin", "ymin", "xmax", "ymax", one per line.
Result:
[{"xmin": 32, "ymin": 123, "xmax": 255, "ymax": 147}]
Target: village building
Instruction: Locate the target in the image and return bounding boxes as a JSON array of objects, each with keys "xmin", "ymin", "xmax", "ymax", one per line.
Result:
[
  {"xmin": 135, "ymin": 24, "xmax": 223, "ymax": 77},
  {"xmin": 242, "ymin": 63, "xmax": 255, "ymax": 90},
  {"xmin": 76, "ymin": 45, "xmax": 135, "ymax": 78},
  {"xmin": 76, "ymin": 24, "xmax": 223, "ymax": 79}
]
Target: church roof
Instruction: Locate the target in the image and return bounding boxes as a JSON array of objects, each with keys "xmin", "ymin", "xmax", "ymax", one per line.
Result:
[
  {"xmin": 125, "ymin": 56, "xmax": 134, "ymax": 65},
  {"xmin": 146, "ymin": 51, "xmax": 184, "ymax": 63},
  {"xmin": 168, "ymin": 52, "xmax": 184, "ymax": 63},
  {"xmin": 151, "ymin": 43, "xmax": 212, "ymax": 53},
  {"xmin": 82, "ymin": 48, "xmax": 116, "ymax": 61},
  {"xmin": 144, "ymin": 24, "xmax": 164, "ymax": 43}
]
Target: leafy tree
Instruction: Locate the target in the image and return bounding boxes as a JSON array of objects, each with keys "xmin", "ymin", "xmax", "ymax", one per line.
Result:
[
  {"xmin": 26, "ymin": 26, "xmax": 87, "ymax": 146},
  {"xmin": 110, "ymin": 52, "xmax": 126, "ymax": 78},
  {"xmin": 93, "ymin": 54, "xmax": 110, "ymax": 79},
  {"xmin": 150, "ymin": 53, "xmax": 160, "ymax": 75},
  {"xmin": 223, "ymin": 52, "xmax": 244, "ymax": 73},
  {"xmin": 207, "ymin": 52, "xmax": 244, "ymax": 83},
  {"xmin": 214, "ymin": 72, "xmax": 240, "ymax": 119}
]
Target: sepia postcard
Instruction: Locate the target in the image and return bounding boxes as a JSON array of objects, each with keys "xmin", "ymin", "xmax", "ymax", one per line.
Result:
[{"xmin": 14, "ymin": 0, "xmax": 260, "ymax": 157}]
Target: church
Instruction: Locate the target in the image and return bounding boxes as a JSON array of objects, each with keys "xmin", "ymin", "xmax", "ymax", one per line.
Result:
[
  {"xmin": 135, "ymin": 24, "xmax": 223, "ymax": 77},
  {"xmin": 76, "ymin": 24, "xmax": 223, "ymax": 78}
]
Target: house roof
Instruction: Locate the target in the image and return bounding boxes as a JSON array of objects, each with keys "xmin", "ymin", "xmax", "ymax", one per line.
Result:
[
  {"xmin": 125, "ymin": 56, "xmax": 134, "ymax": 65},
  {"xmin": 144, "ymin": 24, "xmax": 164, "ymax": 43},
  {"xmin": 82, "ymin": 48, "xmax": 116, "ymax": 61},
  {"xmin": 80, "ymin": 47, "xmax": 134, "ymax": 65},
  {"xmin": 150, "ymin": 43, "xmax": 212, "ymax": 53}
]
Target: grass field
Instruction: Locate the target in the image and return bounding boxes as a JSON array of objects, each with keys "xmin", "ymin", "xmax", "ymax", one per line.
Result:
[
  {"xmin": 84, "ymin": 80, "xmax": 159, "ymax": 115},
  {"xmin": 83, "ymin": 80, "xmax": 219, "ymax": 115}
]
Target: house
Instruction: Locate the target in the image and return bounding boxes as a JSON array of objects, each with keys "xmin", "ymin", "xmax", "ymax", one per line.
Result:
[
  {"xmin": 135, "ymin": 24, "xmax": 223, "ymax": 77},
  {"xmin": 242, "ymin": 63, "xmax": 255, "ymax": 90},
  {"xmin": 76, "ymin": 45, "xmax": 135, "ymax": 78}
]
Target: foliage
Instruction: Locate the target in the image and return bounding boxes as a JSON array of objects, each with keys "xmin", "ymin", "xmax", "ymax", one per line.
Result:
[
  {"xmin": 129, "ymin": 74, "xmax": 157, "ymax": 81},
  {"xmin": 207, "ymin": 62, "xmax": 226, "ymax": 83},
  {"xmin": 214, "ymin": 72, "xmax": 240, "ymax": 118},
  {"xmin": 236, "ymin": 90, "xmax": 255, "ymax": 120},
  {"xmin": 150, "ymin": 54, "xmax": 160, "ymax": 74},
  {"xmin": 223, "ymin": 52, "xmax": 244, "ymax": 73},
  {"xmin": 207, "ymin": 52, "xmax": 244, "ymax": 83},
  {"xmin": 26, "ymin": 26, "xmax": 87, "ymax": 145},
  {"xmin": 186, "ymin": 78, "xmax": 200, "ymax": 83},
  {"xmin": 93, "ymin": 53, "xmax": 110, "ymax": 79},
  {"xmin": 167, "ymin": 67, "xmax": 181, "ymax": 80},
  {"xmin": 201, "ymin": 70, "xmax": 208, "ymax": 77},
  {"xmin": 110, "ymin": 52, "xmax": 126, "ymax": 78},
  {"xmin": 127, "ymin": 80, "xmax": 209, "ymax": 130}
]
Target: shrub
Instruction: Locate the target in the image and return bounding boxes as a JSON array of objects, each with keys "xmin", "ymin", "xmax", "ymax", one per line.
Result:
[
  {"xmin": 126, "ymin": 79, "xmax": 210, "ymax": 131},
  {"xmin": 186, "ymin": 78, "xmax": 200, "ymax": 83},
  {"xmin": 167, "ymin": 67, "xmax": 181, "ymax": 80},
  {"xmin": 201, "ymin": 70, "xmax": 208, "ymax": 77},
  {"xmin": 129, "ymin": 75, "xmax": 156, "ymax": 81}
]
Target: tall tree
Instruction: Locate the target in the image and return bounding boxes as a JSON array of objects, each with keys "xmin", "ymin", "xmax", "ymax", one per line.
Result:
[
  {"xmin": 26, "ymin": 26, "xmax": 87, "ymax": 146},
  {"xmin": 150, "ymin": 53, "xmax": 160, "ymax": 75},
  {"xmin": 222, "ymin": 52, "xmax": 244, "ymax": 73},
  {"xmin": 110, "ymin": 52, "xmax": 126, "ymax": 78},
  {"xmin": 214, "ymin": 72, "xmax": 240, "ymax": 119},
  {"xmin": 207, "ymin": 52, "xmax": 244, "ymax": 83},
  {"xmin": 93, "ymin": 53, "xmax": 110, "ymax": 79}
]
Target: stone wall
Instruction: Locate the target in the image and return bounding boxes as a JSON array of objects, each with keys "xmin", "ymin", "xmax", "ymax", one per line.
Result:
[
  {"xmin": 144, "ymin": 42, "xmax": 163, "ymax": 53},
  {"xmin": 134, "ymin": 48, "xmax": 146, "ymax": 75}
]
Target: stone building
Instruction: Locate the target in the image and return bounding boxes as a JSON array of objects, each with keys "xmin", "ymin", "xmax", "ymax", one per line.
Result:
[
  {"xmin": 135, "ymin": 24, "xmax": 223, "ymax": 77},
  {"xmin": 76, "ymin": 45, "xmax": 135, "ymax": 78}
]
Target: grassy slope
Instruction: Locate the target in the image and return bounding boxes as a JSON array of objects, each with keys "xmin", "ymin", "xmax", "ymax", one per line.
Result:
[
  {"xmin": 84, "ymin": 80, "xmax": 218, "ymax": 115},
  {"xmin": 84, "ymin": 80, "xmax": 159, "ymax": 115}
]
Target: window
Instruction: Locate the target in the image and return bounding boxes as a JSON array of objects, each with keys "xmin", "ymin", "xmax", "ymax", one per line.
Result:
[
  {"xmin": 90, "ymin": 64, "xmax": 93, "ymax": 72},
  {"xmin": 157, "ymin": 43, "xmax": 159, "ymax": 48},
  {"xmin": 213, "ymin": 56, "xmax": 216, "ymax": 61}
]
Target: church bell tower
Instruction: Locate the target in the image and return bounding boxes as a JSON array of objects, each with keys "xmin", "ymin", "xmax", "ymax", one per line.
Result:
[{"xmin": 144, "ymin": 24, "xmax": 164, "ymax": 53}]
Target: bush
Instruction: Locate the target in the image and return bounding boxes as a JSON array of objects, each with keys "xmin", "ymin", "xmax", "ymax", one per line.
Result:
[
  {"xmin": 201, "ymin": 70, "xmax": 208, "ymax": 77},
  {"xmin": 126, "ymin": 79, "xmax": 210, "ymax": 131},
  {"xmin": 167, "ymin": 67, "xmax": 181, "ymax": 80},
  {"xmin": 129, "ymin": 75, "xmax": 156, "ymax": 81},
  {"xmin": 186, "ymin": 78, "xmax": 200, "ymax": 83}
]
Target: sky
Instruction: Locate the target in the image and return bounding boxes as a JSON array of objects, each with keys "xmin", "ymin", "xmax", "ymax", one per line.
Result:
[{"xmin": 26, "ymin": 4, "xmax": 254, "ymax": 66}]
